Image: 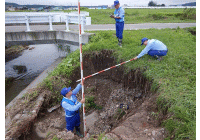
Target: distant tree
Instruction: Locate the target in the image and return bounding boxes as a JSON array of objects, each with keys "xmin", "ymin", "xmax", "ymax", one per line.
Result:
[
  {"xmin": 22, "ymin": 6, "xmax": 28, "ymax": 10},
  {"xmin": 80, "ymin": 7, "xmax": 88, "ymax": 10},
  {"xmin": 148, "ymin": 1, "xmax": 157, "ymax": 6}
]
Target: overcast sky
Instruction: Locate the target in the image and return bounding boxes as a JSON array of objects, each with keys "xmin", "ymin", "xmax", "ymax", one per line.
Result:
[{"xmin": 5, "ymin": 0, "xmax": 196, "ymax": 6}]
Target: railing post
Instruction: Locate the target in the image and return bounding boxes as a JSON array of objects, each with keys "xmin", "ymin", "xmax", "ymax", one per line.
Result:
[
  {"xmin": 25, "ymin": 15, "xmax": 31, "ymax": 31},
  {"xmin": 49, "ymin": 15, "xmax": 53, "ymax": 31},
  {"xmin": 65, "ymin": 15, "xmax": 70, "ymax": 31},
  {"xmin": 81, "ymin": 16, "xmax": 85, "ymax": 34}
]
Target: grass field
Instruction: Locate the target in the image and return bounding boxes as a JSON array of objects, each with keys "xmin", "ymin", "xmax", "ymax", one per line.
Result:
[
  {"xmin": 8, "ymin": 8, "xmax": 196, "ymax": 24},
  {"xmin": 43, "ymin": 27, "xmax": 196, "ymax": 139},
  {"xmin": 63, "ymin": 8, "xmax": 196, "ymax": 24}
]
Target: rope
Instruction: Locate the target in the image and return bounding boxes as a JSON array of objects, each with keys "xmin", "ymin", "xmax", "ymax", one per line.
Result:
[
  {"xmin": 76, "ymin": 58, "xmax": 135, "ymax": 82},
  {"xmin": 78, "ymin": 0, "xmax": 87, "ymax": 137}
]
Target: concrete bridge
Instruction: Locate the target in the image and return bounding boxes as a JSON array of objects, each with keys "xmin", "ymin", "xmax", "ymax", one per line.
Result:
[
  {"xmin": 5, "ymin": 12, "xmax": 92, "ymax": 46},
  {"xmin": 5, "ymin": 23, "xmax": 196, "ymax": 46},
  {"xmin": 5, "ymin": 30, "xmax": 93, "ymax": 47}
]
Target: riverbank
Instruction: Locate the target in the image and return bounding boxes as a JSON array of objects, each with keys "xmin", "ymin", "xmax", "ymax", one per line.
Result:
[
  {"xmin": 5, "ymin": 45, "xmax": 30, "ymax": 62},
  {"xmin": 6, "ymin": 57, "xmax": 64, "ymax": 109},
  {"xmin": 44, "ymin": 28, "xmax": 195, "ymax": 139},
  {"xmin": 5, "ymin": 45, "xmax": 29, "ymax": 88},
  {"xmin": 5, "ymin": 43, "xmax": 73, "ymax": 106},
  {"xmin": 5, "ymin": 57, "xmax": 65, "ymax": 140},
  {"xmin": 5, "ymin": 27, "xmax": 196, "ymax": 139}
]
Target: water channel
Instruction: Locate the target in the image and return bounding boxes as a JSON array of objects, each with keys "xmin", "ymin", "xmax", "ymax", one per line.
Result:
[{"xmin": 5, "ymin": 44, "xmax": 79, "ymax": 106}]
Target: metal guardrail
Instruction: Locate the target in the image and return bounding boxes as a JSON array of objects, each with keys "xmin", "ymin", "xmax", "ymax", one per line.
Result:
[
  {"xmin": 5, "ymin": 12, "xmax": 91, "ymax": 33},
  {"xmin": 65, "ymin": 14, "xmax": 91, "ymax": 33}
]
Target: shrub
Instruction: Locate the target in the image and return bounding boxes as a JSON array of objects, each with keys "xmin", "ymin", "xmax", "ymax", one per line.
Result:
[
  {"xmin": 80, "ymin": 7, "xmax": 88, "ymax": 10},
  {"xmin": 181, "ymin": 8, "xmax": 196, "ymax": 20},
  {"xmin": 150, "ymin": 13, "xmax": 166, "ymax": 20}
]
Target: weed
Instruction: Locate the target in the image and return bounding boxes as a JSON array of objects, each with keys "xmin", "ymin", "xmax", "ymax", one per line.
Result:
[
  {"xmin": 87, "ymin": 86, "xmax": 96, "ymax": 93},
  {"xmin": 43, "ymin": 78, "xmax": 53, "ymax": 91},
  {"xmin": 90, "ymin": 132, "xmax": 109, "ymax": 140},
  {"xmin": 149, "ymin": 13, "xmax": 166, "ymax": 20},
  {"xmin": 22, "ymin": 91, "xmax": 39, "ymax": 102},
  {"xmin": 185, "ymin": 27, "xmax": 196, "ymax": 36},
  {"xmin": 150, "ymin": 111, "xmax": 159, "ymax": 120},
  {"xmin": 114, "ymin": 108, "xmax": 126, "ymax": 120},
  {"xmin": 181, "ymin": 8, "xmax": 196, "ymax": 20},
  {"xmin": 46, "ymin": 132, "xmax": 52, "ymax": 138},
  {"xmin": 85, "ymin": 96, "xmax": 103, "ymax": 112},
  {"xmin": 51, "ymin": 135, "xmax": 59, "ymax": 140},
  {"xmin": 97, "ymin": 132, "xmax": 109, "ymax": 140},
  {"xmin": 31, "ymin": 91, "xmax": 39, "ymax": 99},
  {"xmin": 57, "ymin": 44, "xmax": 71, "ymax": 53}
]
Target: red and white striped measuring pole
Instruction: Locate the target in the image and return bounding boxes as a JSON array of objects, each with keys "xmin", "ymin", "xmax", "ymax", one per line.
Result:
[
  {"xmin": 76, "ymin": 58, "xmax": 135, "ymax": 82},
  {"xmin": 78, "ymin": 0, "xmax": 87, "ymax": 137}
]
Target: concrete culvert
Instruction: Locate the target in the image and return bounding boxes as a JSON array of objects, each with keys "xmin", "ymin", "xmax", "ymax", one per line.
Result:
[{"xmin": 16, "ymin": 50, "xmax": 166, "ymax": 140}]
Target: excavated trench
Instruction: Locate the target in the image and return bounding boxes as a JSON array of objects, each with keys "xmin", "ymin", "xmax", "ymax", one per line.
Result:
[
  {"xmin": 76, "ymin": 50, "xmax": 153, "ymax": 136},
  {"xmin": 18, "ymin": 50, "xmax": 163, "ymax": 140}
]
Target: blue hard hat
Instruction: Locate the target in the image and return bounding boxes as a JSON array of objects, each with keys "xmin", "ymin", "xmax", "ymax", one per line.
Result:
[
  {"xmin": 141, "ymin": 37, "xmax": 148, "ymax": 45},
  {"xmin": 114, "ymin": 0, "xmax": 119, "ymax": 6},
  {"xmin": 60, "ymin": 87, "xmax": 71, "ymax": 96}
]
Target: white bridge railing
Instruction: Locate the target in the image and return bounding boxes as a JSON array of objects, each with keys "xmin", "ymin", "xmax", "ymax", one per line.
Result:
[{"xmin": 5, "ymin": 12, "xmax": 91, "ymax": 33}]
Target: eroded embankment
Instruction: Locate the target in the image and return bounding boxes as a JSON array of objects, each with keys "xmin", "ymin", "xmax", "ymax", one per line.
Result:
[{"xmin": 5, "ymin": 50, "xmax": 166, "ymax": 140}]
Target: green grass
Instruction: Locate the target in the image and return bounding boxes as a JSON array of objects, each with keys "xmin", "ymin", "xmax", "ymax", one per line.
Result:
[
  {"xmin": 63, "ymin": 8, "xmax": 196, "ymax": 24},
  {"xmin": 44, "ymin": 27, "xmax": 196, "ymax": 139},
  {"xmin": 7, "ymin": 8, "xmax": 196, "ymax": 24}
]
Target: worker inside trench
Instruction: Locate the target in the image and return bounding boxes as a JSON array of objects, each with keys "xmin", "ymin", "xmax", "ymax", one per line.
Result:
[
  {"xmin": 19, "ymin": 50, "xmax": 154, "ymax": 139},
  {"xmin": 77, "ymin": 50, "xmax": 153, "ymax": 136}
]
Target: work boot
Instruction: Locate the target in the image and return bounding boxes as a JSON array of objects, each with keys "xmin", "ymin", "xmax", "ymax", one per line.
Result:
[
  {"xmin": 155, "ymin": 55, "xmax": 163, "ymax": 61},
  {"xmin": 154, "ymin": 55, "xmax": 163, "ymax": 61},
  {"xmin": 118, "ymin": 39, "xmax": 122, "ymax": 47},
  {"xmin": 157, "ymin": 56, "xmax": 163, "ymax": 61},
  {"xmin": 76, "ymin": 131, "xmax": 83, "ymax": 137},
  {"xmin": 75, "ymin": 126, "xmax": 83, "ymax": 137}
]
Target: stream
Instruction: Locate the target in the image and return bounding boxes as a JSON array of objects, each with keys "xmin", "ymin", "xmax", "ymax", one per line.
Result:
[{"xmin": 5, "ymin": 43, "xmax": 79, "ymax": 106}]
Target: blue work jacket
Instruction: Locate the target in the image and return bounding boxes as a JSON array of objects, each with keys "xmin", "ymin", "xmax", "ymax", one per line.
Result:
[{"xmin": 61, "ymin": 84, "xmax": 82, "ymax": 117}]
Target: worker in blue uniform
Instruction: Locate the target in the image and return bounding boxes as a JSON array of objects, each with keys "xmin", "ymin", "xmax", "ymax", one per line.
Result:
[
  {"xmin": 133, "ymin": 38, "xmax": 168, "ymax": 61},
  {"xmin": 60, "ymin": 83, "xmax": 85, "ymax": 137},
  {"xmin": 110, "ymin": 0, "xmax": 125, "ymax": 47}
]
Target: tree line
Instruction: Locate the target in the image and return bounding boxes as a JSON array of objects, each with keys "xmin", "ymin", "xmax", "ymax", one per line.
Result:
[{"xmin": 148, "ymin": 1, "xmax": 165, "ymax": 7}]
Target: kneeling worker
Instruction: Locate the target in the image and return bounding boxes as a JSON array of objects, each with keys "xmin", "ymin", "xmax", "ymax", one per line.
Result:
[
  {"xmin": 60, "ymin": 83, "xmax": 85, "ymax": 137},
  {"xmin": 134, "ymin": 38, "xmax": 168, "ymax": 61}
]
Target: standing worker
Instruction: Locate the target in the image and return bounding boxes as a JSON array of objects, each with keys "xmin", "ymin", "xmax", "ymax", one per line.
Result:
[
  {"xmin": 133, "ymin": 38, "xmax": 168, "ymax": 61},
  {"xmin": 60, "ymin": 83, "xmax": 85, "ymax": 137},
  {"xmin": 110, "ymin": 0, "xmax": 125, "ymax": 47}
]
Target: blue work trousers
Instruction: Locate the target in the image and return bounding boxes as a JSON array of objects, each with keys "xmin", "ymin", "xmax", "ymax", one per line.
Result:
[
  {"xmin": 65, "ymin": 112, "xmax": 80, "ymax": 132},
  {"xmin": 115, "ymin": 22, "xmax": 124, "ymax": 39},
  {"xmin": 148, "ymin": 49, "xmax": 168, "ymax": 57}
]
